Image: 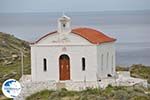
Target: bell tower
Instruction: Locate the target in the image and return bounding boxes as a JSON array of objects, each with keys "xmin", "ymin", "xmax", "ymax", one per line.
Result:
[{"xmin": 58, "ymin": 14, "xmax": 71, "ymax": 34}]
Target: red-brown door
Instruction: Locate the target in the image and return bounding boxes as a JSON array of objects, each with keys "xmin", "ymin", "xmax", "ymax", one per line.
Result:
[{"xmin": 59, "ymin": 54, "xmax": 70, "ymax": 80}]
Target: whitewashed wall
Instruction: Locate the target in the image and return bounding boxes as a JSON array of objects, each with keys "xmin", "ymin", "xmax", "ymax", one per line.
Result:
[
  {"xmin": 31, "ymin": 45, "xmax": 97, "ymax": 82},
  {"xmin": 97, "ymin": 42, "xmax": 116, "ymax": 80}
]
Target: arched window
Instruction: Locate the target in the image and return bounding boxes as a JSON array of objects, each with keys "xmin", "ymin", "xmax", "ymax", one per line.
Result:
[
  {"xmin": 43, "ymin": 58, "xmax": 47, "ymax": 71},
  {"xmin": 101, "ymin": 54, "xmax": 103, "ymax": 67},
  {"xmin": 82, "ymin": 57, "xmax": 86, "ymax": 71},
  {"xmin": 107, "ymin": 53, "xmax": 109, "ymax": 68},
  {"xmin": 63, "ymin": 24, "xmax": 66, "ymax": 27},
  {"xmin": 112, "ymin": 55, "xmax": 113, "ymax": 67},
  {"xmin": 112, "ymin": 55, "xmax": 113, "ymax": 72},
  {"xmin": 101, "ymin": 54, "xmax": 103, "ymax": 71}
]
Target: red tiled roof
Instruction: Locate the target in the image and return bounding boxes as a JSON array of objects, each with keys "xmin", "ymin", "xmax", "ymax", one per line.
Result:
[
  {"xmin": 34, "ymin": 27, "xmax": 116, "ymax": 44},
  {"xmin": 72, "ymin": 28, "xmax": 116, "ymax": 44}
]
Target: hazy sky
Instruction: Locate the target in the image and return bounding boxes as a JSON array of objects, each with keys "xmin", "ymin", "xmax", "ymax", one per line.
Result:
[{"xmin": 0, "ymin": 0, "xmax": 150, "ymax": 13}]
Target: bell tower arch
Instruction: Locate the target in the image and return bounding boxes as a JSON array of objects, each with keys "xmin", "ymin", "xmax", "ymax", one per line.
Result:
[{"xmin": 57, "ymin": 14, "xmax": 71, "ymax": 34}]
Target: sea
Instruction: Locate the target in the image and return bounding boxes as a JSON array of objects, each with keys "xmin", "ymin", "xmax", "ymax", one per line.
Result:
[{"xmin": 0, "ymin": 11, "xmax": 150, "ymax": 67}]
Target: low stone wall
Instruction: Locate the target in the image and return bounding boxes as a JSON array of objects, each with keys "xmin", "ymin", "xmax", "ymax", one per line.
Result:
[
  {"xmin": 114, "ymin": 71, "xmax": 148, "ymax": 88},
  {"xmin": 14, "ymin": 76, "xmax": 99, "ymax": 100},
  {"xmin": 14, "ymin": 76, "xmax": 57, "ymax": 100},
  {"xmin": 14, "ymin": 72, "xmax": 148, "ymax": 100}
]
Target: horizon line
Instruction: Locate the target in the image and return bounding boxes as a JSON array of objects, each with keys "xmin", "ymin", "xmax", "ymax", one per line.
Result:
[{"xmin": 0, "ymin": 9, "xmax": 150, "ymax": 14}]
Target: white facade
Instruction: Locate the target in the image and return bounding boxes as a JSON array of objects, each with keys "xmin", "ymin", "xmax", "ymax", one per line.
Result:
[{"xmin": 31, "ymin": 15, "xmax": 116, "ymax": 82}]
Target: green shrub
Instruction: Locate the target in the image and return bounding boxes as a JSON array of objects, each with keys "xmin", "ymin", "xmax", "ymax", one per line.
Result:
[
  {"xmin": 26, "ymin": 85, "xmax": 150, "ymax": 100},
  {"xmin": 130, "ymin": 64, "xmax": 150, "ymax": 79},
  {"xmin": 130, "ymin": 96, "xmax": 149, "ymax": 100},
  {"xmin": 113, "ymin": 90, "xmax": 128, "ymax": 100},
  {"xmin": 81, "ymin": 87, "xmax": 101, "ymax": 95},
  {"xmin": 133, "ymin": 86, "xmax": 145, "ymax": 93},
  {"xmin": 26, "ymin": 90, "xmax": 54, "ymax": 100},
  {"xmin": 147, "ymin": 76, "xmax": 150, "ymax": 84}
]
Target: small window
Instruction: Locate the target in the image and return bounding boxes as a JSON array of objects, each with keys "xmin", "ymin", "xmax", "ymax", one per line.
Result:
[
  {"xmin": 43, "ymin": 58, "xmax": 47, "ymax": 71},
  {"xmin": 63, "ymin": 24, "xmax": 66, "ymax": 27},
  {"xmin": 101, "ymin": 54, "xmax": 104, "ymax": 71},
  {"xmin": 82, "ymin": 57, "xmax": 86, "ymax": 71},
  {"xmin": 101, "ymin": 54, "xmax": 103, "ymax": 67},
  {"xmin": 107, "ymin": 53, "xmax": 109, "ymax": 68},
  {"xmin": 112, "ymin": 55, "xmax": 114, "ymax": 72},
  {"xmin": 112, "ymin": 55, "xmax": 113, "ymax": 67}
]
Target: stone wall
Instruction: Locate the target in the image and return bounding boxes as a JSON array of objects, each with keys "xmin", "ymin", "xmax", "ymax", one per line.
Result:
[{"xmin": 14, "ymin": 72, "xmax": 148, "ymax": 100}]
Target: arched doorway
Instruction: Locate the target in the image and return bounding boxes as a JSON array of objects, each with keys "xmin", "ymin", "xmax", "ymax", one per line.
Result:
[{"xmin": 59, "ymin": 54, "xmax": 70, "ymax": 80}]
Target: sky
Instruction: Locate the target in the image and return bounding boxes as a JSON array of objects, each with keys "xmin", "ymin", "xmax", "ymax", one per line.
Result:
[{"xmin": 0, "ymin": 0, "xmax": 150, "ymax": 13}]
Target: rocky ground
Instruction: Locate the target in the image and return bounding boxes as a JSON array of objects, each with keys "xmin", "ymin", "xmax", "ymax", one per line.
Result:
[{"xmin": 14, "ymin": 71, "xmax": 148, "ymax": 100}]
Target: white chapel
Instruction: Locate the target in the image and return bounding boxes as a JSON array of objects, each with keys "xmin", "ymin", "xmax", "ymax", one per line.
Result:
[{"xmin": 30, "ymin": 15, "xmax": 116, "ymax": 82}]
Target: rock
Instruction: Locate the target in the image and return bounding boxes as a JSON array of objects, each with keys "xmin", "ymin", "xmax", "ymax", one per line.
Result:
[
  {"xmin": 2, "ymin": 72, "xmax": 17, "ymax": 80},
  {"xmin": 2, "ymin": 40, "xmax": 6, "ymax": 44},
  {"xmin": 3, "ymin": 60, "xmax": 13, "ymax": 65},
  {"xmin": 12, "ymin": 54, "xmax": 18, "ymax": 58},
  {"xmin": 6, "ymin": 61, "xmax": 13, "ymax": 65},
  {"xmin": 12, "ymin": 54, "xmax": 19, "ymax": 60}
]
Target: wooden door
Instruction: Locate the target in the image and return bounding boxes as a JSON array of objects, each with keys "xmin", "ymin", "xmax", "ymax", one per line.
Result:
[{"xmin": 59, "ymin": 54, "xmax": 70, "ymax": 80}]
